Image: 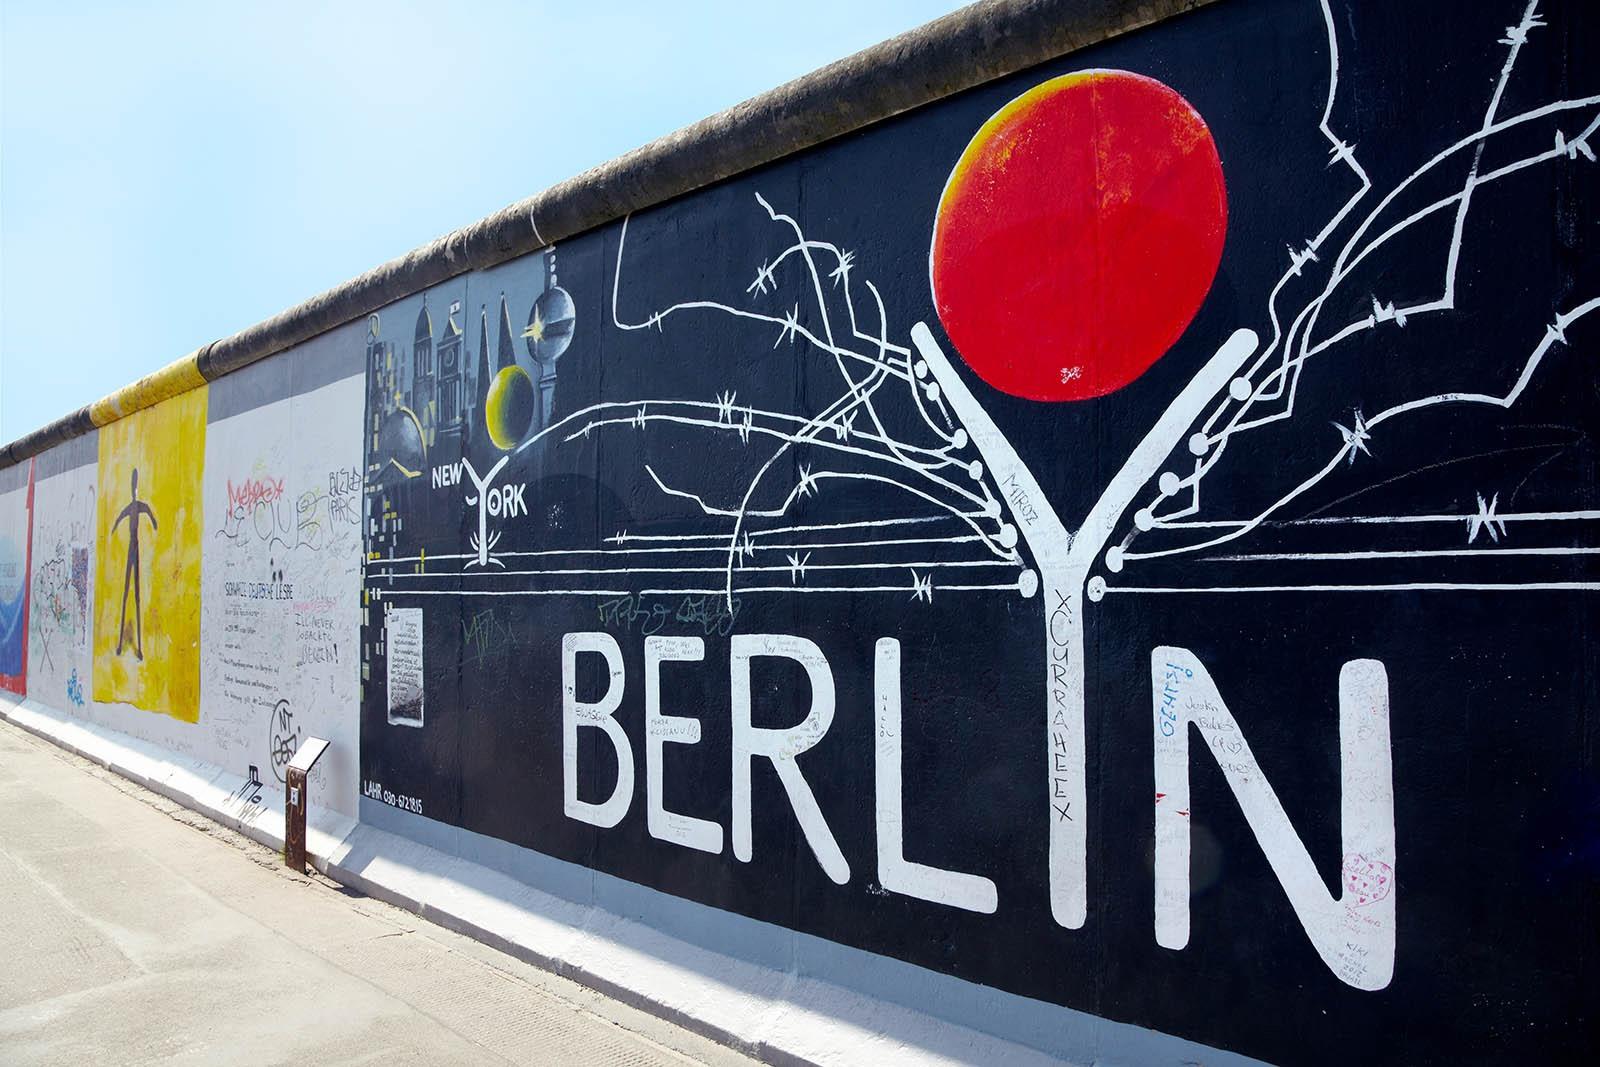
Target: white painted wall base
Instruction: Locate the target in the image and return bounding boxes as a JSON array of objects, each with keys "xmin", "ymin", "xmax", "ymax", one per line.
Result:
[
  {"xmin": 2, "ymin": 692, "xmax": 1261, "ymax": 1067},
  {"xmin": 0, "ymin": 695, "xmax": 357, "ymax": 865}
]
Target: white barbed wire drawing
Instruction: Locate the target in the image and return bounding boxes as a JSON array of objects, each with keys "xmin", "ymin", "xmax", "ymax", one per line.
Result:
[
  {"xmin": 1095, "ymin": 0, "xmax": 1600, "ymax": 595},
  {"xmin": 371, "ymin": 1, "xmax": 1598, "ymax": 607},
  {"xmin": 599, "ymin": 192, "xmax": 1038, "ymax": 603},
  {"xmin": 370, "ymin": 193, "xmax": 1042, "ymax": 607}
]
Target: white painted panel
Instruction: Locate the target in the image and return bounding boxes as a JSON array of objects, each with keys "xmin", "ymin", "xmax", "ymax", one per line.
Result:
[
  {"xmin": 198, "ymin": 375, "xmax": 365, "ymax": 815},
  {"xmin": 27, "ymin": 463, "xmax": 96, "ymax": 708}
]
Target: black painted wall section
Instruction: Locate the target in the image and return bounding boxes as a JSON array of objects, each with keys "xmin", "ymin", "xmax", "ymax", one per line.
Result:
[{"xmin": 358, "ymin": 1, "xmax": 1600, "ymax": 1061}]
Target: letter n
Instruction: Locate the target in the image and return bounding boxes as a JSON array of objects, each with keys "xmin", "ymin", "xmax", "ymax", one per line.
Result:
[{"xmin": 1151, "ymin": 647, "xmax": 1395, "ymax": 990}]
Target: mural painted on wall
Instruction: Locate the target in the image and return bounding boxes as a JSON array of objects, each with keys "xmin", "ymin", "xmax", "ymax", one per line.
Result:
[
  {"xmin": 333, "ymin": 0, "xmax": 1595, "ymax": 1061},
  {"xmin": 28, "ymin": 461, "xmax": 96, "ymax": 708},
  {"xmin": 94, "ymin": 387, "xmax": 208, "ymax": 718},
  {"xmin": 0, "ymin": 461, "xmax": 34, "ymax": 695},
  {"xmin": 200, "ymin": 374, "xmax": 365, "ymax": 815},
  {"xmin": 0, "ymin": 0, "xmax": 1589, "ymax": 1061}
]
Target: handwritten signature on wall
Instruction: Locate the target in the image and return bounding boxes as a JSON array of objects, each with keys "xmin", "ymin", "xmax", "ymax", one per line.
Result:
[{"xmin": 596, "ymin": 594, "xmax": 743, "ymax": 638}]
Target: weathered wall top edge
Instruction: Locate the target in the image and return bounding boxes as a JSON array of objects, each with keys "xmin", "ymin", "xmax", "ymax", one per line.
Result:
[{"xmin": 0, "ymin": 0, "xmax": 1214, "ymax": 470}]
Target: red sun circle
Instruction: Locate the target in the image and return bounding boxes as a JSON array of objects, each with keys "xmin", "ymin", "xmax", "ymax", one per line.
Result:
[{"xmin": 930, "ymin": 69, "xmax": 1227, "ymax": 402}]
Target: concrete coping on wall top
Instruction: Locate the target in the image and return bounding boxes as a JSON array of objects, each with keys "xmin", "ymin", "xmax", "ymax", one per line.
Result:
[{"xmin": 0, "ymin": 0, "xmax": 1216, "ymax": 471}]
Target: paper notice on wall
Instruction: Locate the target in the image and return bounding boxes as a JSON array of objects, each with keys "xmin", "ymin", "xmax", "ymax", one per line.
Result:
[{"xmin": 386, "ymin": 607, "xmax": 424, "ymax": 727}]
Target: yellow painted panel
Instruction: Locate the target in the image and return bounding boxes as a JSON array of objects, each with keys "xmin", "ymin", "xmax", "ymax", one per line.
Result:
[{"xmin": 92, "ymin": 386, "xmax": 208, "ymax": 720}]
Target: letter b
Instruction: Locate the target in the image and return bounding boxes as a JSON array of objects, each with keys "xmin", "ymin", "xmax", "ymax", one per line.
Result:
[{"xmin": 562, "ymin": 632, "xmax": 634, "ymax": 828}]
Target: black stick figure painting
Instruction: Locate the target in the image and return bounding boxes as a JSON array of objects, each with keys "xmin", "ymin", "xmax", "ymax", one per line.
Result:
[{"xmin": 112, "ymin": 467, "xmax": 158, "ymax": 660}]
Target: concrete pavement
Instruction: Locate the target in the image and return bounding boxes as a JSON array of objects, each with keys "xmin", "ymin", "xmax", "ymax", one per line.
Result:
[{"xmin": 0, "ymin": 719, "xmax": 759, "ymax": 1067}]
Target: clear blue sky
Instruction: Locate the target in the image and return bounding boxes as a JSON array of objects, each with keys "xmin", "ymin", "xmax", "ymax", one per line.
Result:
[{"xmin": 0, "ymin": 0, "xmax": 965, "ymax": 443}]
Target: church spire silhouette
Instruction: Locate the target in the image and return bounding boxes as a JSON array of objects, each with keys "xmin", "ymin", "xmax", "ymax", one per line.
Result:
[{"xmin": 496, "ymin": 292, "xmax": 516, "ymax": 372}]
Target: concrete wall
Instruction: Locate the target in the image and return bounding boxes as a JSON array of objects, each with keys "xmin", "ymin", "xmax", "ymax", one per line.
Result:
[{"xmin": 4, "ymin": 1, "xmax": 1599, "ymax": 1063}]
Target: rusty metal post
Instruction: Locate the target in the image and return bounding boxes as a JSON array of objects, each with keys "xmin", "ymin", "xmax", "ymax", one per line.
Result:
[
  {"xmin": 282, "ymin": 736, "xmax": 329, "ymax": 874},
  {"xmin": 285, "ymin": 765, "xmax": 308, "ymax": 873}
]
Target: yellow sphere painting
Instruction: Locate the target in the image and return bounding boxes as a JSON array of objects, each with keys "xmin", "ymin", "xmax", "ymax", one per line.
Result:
[{"xmin": 485, "ymin": 365, "xmax": 536, "ymax": 450}]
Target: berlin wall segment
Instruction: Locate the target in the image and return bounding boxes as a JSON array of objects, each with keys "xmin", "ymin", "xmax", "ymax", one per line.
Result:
[
  {"xmin": 354, "ymin": 0, "xmax": 1599, "ymax": 1059},
  {"xmin": 3, "ymin": 0, "xmax": 1598, "ymax": 1062}
]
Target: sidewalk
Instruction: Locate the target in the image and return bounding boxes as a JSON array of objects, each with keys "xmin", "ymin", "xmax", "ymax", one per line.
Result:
[{"xmin": 0, "ymin": 719, "xmax": 759, "ymax": 1067}]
